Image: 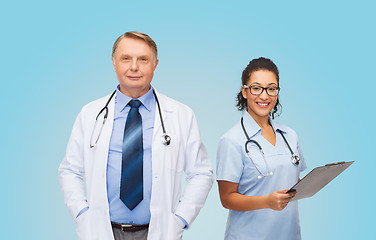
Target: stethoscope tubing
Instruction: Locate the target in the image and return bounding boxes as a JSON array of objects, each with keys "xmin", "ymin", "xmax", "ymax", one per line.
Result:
[
  {"xmin": 241, "ymin": 117, "xmax": 273, "ymax": 178},
  {"xmin": 240, "ymin": 117, "xmax": 300, "ymax": 178},
  {"xmin": 90, "ymin": 88, "xmax": 171, "ymax": 148}
]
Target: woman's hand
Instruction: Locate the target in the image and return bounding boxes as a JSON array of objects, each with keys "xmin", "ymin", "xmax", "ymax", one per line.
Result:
[
  {"xmin": 267, "ymin": 189, "xmax": 296, "ymax": 211},
  {"xmin": 218, "ymin": 181, "xmax": 297, "ymax": 211}
]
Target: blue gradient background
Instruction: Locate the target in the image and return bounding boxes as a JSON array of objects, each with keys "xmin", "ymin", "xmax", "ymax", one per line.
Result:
[{"xmin": 1, "ymin": 0, "xmax": 374, "ymax": 239}]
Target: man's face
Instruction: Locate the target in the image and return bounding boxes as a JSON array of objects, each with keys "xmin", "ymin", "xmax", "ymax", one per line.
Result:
[{"xmin": 112, "ymin": 37, "xmax": 158, "ymax": 97}]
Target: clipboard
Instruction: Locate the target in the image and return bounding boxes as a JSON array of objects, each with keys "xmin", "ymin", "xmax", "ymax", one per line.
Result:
[{"xmin": 288, "ymin": 161, "xmax": 354, "ymax": 201}]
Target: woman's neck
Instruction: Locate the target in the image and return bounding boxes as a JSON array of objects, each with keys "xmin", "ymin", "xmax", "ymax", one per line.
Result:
[
  {"xmin": 247, "ymin": 110, "xmax": 276, "ymax": 146},
  {"xmin": 248, "ymin": 110, "xmax": 270, "ymax": 129}
]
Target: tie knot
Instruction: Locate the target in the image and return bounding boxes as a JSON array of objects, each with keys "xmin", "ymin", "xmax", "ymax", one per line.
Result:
[{"xmin": 128, "ymin": 99, "xmax": 142, "ymax": 109}]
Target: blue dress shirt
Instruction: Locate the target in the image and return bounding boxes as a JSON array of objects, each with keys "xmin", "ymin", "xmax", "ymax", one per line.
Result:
[{"xmin": 106, "ymin": 86, "xmax": 155, "ymax": 224}]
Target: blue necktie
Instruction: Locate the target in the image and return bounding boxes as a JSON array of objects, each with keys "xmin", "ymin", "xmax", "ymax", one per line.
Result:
[{"xmin": 120, "ymin": 100, "xmax": 143, "ymax": 210}]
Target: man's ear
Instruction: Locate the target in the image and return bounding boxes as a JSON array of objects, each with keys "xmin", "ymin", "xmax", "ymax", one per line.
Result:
[
  {"xmin": 112, "ymin": 56, "xmax": 116, "ymax": 68},
  {"xmin": 153, "ymin": 59, "xmax": 159, "ymax": 70}
]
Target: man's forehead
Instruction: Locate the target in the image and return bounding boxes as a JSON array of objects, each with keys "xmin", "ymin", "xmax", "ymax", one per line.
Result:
[
  {"xmin": 114, "ymin": 39, "xmax": 156, "ymax": 61},
  {"xmin": 118, "ymin": 38, "xmax": 151, "ymax": 49}
]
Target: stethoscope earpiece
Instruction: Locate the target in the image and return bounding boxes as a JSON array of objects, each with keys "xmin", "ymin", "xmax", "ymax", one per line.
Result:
[{"xmin": 258, "ymin": 171, "xmax": 273, "ymax": 179}]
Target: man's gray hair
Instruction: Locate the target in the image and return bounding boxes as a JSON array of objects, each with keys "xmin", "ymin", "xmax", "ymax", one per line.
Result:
[{"xmin": 112, "ymin": 31, "xmax": 158, "ymax": 61}]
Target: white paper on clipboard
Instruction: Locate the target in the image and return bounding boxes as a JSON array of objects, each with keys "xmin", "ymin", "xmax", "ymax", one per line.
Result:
[{"xmin": 288, "ymin": 161, "xmax": 354, "ymax": 201}]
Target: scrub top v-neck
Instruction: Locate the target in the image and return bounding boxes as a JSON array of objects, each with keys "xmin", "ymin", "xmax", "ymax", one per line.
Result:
[{"xmin": 217, "ymin": 111, "xmax": 306, "ymax": 240}]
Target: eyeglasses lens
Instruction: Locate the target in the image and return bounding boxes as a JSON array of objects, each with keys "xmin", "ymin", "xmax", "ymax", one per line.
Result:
[{"xmin": 250, "ymin": 86, "xmax": 279, "ymax": 96}]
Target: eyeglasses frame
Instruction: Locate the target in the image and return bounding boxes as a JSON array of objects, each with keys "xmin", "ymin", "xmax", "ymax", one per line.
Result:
[{"xmin": 243, "ymin": 85, "xmax": 280, "ymax": 96}]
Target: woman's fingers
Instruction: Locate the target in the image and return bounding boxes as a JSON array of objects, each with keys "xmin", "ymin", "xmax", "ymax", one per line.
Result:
[{"xmin": 269, "ymin": 189, "xmax": 296, "ymax": 211}]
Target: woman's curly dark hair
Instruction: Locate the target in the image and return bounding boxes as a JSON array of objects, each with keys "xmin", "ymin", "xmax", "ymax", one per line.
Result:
[{"xmin": 236, "ymin": 57, "xmax": 282, "ymax": 119}]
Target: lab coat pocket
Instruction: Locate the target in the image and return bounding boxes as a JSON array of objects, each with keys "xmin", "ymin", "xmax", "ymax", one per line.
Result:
[
  {"xmin": 163, "ymin": 133, "xmax": 184, "ymax": 172},
  {"xmin": 76, "ymin": 210, "xmax": 90, "ymax": 240}
]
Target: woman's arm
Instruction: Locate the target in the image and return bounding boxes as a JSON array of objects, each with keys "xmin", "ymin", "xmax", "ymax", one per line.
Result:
[{"xmin": 217, "ymin": 180, "xmax": 296, "ymax": 211}]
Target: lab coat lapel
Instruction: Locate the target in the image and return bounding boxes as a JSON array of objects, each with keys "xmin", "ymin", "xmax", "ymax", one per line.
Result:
[
  {"xmin": 150, "ymin": 89, "xmax": 174, "ymax": 186},
  {"xmin": 90, "ymin": 92, "xmax": 116, "ymax": 207},
  {"xmin": 152, "ymin": 90, "xmax": 173, "ymax": 140},
  {"xmin": 99, "ymin": 92, "xmax": 115, "ymax": 148}
]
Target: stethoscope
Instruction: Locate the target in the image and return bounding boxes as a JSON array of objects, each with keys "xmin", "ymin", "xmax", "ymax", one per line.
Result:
[
  {"xmin": 241, "ymin": 117, "xmax": 300, "ymax": 179},
  {"xmin": 89, "ymin": 89, "xmax": 171, "ymax": 148}
]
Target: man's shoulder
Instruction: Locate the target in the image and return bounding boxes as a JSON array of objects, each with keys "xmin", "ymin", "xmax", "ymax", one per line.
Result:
[
  {"xmin": 157, "ymin": 91, "xmax": 193, "ymax": 114},
  {"xmin": 73, "ymin": 92, "xmax": 114, "ymax": 120},
  {"xmin": 81, "ymin": 93, "xmax": 113, "ymax": 111}
]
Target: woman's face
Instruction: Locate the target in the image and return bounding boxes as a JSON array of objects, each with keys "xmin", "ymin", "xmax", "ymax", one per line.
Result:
[{"xmin": 242, "ymin": 69, "xmax": 279, "ymax": 121}]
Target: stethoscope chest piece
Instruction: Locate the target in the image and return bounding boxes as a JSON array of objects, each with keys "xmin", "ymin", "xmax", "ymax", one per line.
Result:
[
  {"xmin": 161, "ymin": 134, "xmax": 171, "ymax": 146},
  {"xmin": 291, "ymin": 155, "xmax": 300, "ymax": 165}
]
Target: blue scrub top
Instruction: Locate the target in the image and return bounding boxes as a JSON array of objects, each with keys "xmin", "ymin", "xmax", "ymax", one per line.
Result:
[{"xmin": 216, "ymin": 111, "xmax": 307, "ymax": 240}]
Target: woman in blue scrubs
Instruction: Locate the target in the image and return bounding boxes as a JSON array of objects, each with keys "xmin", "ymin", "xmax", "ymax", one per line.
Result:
[{"xmin": 217, "ymin": 57, "xmax": 306, "ymax": 240}]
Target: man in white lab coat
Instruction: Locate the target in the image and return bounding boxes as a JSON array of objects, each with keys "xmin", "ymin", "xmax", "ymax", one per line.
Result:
[{"xmin": 58, "ymin": 31, "xmax": 214, "ymax": 240}]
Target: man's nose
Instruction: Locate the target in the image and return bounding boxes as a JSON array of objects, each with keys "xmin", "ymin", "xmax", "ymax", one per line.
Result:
[{"xmin": 130, "ymin": 59, "xmax": 138, "ymax": 71}]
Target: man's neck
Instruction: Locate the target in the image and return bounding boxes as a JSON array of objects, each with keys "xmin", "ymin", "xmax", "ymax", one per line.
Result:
[{"xmin": 119, "ymin": 85, "xmax": 151, "ymax": 99}]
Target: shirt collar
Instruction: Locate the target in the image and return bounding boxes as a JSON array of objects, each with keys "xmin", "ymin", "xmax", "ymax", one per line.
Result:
[
  {"xmin": 242, "ymin": 111, "xmax": 287, "ymax": 138},
  {"xmin": 242, "ymin": 111, "xmax": 261, "ymax": 138},
  {"xmin": 269, "ymin": 118, "xmax": 287, "ymax": 134},
  {"xmin": 115, "ymin": 85, "xmax": 155, "ymax": 112}
]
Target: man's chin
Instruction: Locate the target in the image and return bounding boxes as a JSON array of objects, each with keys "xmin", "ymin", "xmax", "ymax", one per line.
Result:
[{"xmin": 118, "ymin": 83, "xmax": 151, "ymax": 97}]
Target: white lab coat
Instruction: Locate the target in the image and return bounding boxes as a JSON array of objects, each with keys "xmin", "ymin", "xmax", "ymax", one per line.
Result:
[{"xmin": 59, "ymin": 89, "xmax": 214, "ymax": 240}]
